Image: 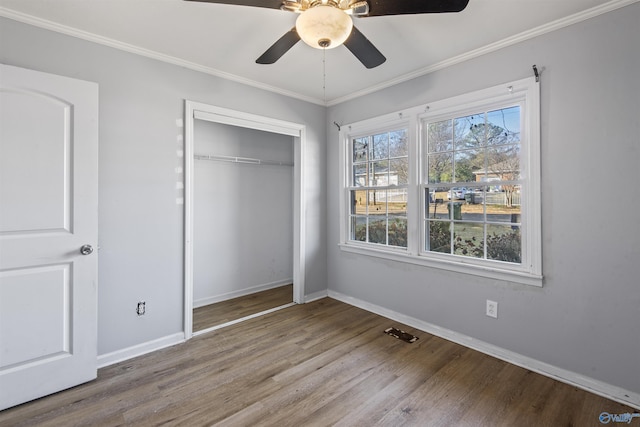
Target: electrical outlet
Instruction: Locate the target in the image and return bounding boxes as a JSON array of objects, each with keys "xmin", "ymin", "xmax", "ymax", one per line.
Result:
[
  {"xmin": 486, "ymin": 300, "xmax": 498, "ymax": 318},
  {"xmin": 136, "ymin": 301, "xmax": 146, "ymax": 316}
]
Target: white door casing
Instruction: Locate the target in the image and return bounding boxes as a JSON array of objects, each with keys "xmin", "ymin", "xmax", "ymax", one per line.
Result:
[{"xmin": 0, "ymin": 64, "xmax": 98, "ymax": 410}]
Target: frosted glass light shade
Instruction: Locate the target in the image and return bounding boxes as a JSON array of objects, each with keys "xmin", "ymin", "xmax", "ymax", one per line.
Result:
[{"xmin": 295, "ymin": 5, "xmax": 353, "ymax": 49}]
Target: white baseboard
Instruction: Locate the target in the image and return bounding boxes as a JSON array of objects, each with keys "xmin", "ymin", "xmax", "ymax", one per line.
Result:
[
  {"xmin": 97, "ymin": 333, "xmax": 185, "ymax": 369},
  {"xmin": 193, "ymin": 279, "xmax": 293, "ymax": 309},
  {"xmin": 328, "ymin": 290, "xmax": 640, "ymax": 410},
  {"xmin": 303, "ymin": 289, "xmax": 329, "ymax": 303}
]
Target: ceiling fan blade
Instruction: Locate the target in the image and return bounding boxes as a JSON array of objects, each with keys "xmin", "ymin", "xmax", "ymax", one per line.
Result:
[
  {"xmin": 343, "ymin": 26, "xmax": 386, "ymax": 69},
  {"xmin": 184, "ymin": 0, "xmax": 283, "ymax": 10},
  {"xmin": 256, "ymin": 28, "xmax": 301, "ymax": 64},
  {"xmin": 365, "ymin": 0, "xmax": 469, "ymax": 17}
]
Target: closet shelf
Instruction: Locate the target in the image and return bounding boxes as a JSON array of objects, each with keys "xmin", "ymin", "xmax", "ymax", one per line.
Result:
[{"xmin": 194, "ymin": 154, "xmax": 293, "ymax": 167}]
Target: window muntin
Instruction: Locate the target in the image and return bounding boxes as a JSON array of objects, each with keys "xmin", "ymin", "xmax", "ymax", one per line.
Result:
[
  {"xmin": 422, "ymin": 105, "xmax": 523, "ymax": 265},
  {"xmin": 349, "ymin": 129, "xmax": 408, "ymax": 248}
]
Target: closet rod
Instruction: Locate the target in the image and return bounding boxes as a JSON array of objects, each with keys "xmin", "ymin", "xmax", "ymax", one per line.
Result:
[{"xmin": 194, "ymin": 154, "xmax": 293, "ymax": 167}]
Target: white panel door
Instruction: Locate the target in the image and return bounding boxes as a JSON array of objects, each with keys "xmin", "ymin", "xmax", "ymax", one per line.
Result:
[{"xmin": 0, "ymin": 64, "xmax": 98, "ymax": 410}]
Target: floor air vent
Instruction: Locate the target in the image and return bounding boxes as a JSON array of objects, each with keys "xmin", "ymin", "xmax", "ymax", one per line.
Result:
[{"xmin": 384, "ymin": 327, "xmax": 419, "ymax": 343}]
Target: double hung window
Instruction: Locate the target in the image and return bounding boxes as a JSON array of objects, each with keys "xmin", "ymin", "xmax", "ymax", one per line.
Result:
[
  {"xmin": 423, "ymin": 105, "xmax": 522, "ymax": 262},
  {"xmin": 350, "ymin": 129, "xmax": 409, "ymax": 248},
  {"xmin": 340, "ymin": 78, "xmax": 542, "ymax": 285}
]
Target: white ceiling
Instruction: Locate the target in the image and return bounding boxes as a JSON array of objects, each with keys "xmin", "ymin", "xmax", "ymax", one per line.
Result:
[{"xmin": 0, "ymin": 0, "xmax": 634, "ymax": 105}]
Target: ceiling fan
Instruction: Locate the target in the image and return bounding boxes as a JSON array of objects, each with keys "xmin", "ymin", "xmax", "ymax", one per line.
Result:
[{"xmin": 185, "ymin": 0, "xmax": 469, "ymax": 69}]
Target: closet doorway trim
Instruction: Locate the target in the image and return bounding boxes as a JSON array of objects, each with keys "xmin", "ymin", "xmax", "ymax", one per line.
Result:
[{"xmin": 184, "ymin": 100, "xmax": 306, "ymax": 339}]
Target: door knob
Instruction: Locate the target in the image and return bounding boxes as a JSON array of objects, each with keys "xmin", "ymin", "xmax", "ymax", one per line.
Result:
[{"xmin": 80, "ymin": 244, "xmax": 94, "ymax": 255}]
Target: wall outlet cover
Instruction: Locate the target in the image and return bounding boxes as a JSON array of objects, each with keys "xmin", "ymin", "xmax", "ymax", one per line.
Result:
[
  {"xmin": 486, "ymin": 300, "xmax": 498, "ymax": 318},
  {"xmin": 136, "ymin": 301, "xmax": 146, "ymax": 316}
]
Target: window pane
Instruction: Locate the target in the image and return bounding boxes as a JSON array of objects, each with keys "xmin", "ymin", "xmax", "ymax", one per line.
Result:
[
  {"xmin": 368, "ymin": 217, "xmax": 387, "ymax": 244},
  {"xmin": 368, "ymin": 190, "xmax": 386, "ymax": 215},
  {"xmin": 353, "ymin": 163, "xmax": 367, "ymax": 187},
  {"xmin": 464, "ymin": 186, "xmax": 485, "ymax": 205},
  {"xmin": 427, "ymin": 120, "xmax": 453, "ymax": 153},
  {"xmin": 446, "ymin": 200, "xmax": 464, "ymax": 220},
  {"xmin": 367, "ymin": 163, "xmax": 376, "ymax": 186},
  {"xmin": 353, "ymin": 137, "xmax": 368, "ymax": 162},
  {"xmin": 372, "ymin": 161, "xmax": 389, "ymax": 186},
  {"xmin": 486, "ymin": 190, "xmax": 521, "ymax": 222},
  {"xmin": 389, "ymin": 129, "xmax": 408, "ymax": 158},
  {"xmin": 486, "ymin": 145, "xmax": 520, "ymax": 180},
  {"xmin": 428, "ymin": 152, "xmax": 453, "ymax": 184},
  {"xmin": 388, "ymin": 218, "xmax": 407, "ymax": 248},
  {"xmin": 390, "ymin": 158, "xmax": 408, "ymax": 185},
  {"xmin": 453, "ymin": 222, "xmax": 484, "ymax": 258},
  {"xmin": 351, "ymin": 189, "xmax": 367, "ymax": 215},
  {"xmin": 388, "ymin": 188, "xmax": 407, "ymax": 216},
  {"xmin": 473, "ymin": 149, "xmax": 488, "ymax": 182},
  {"xmin": 371, "ymin": 133, "xmax": 389, "ymax": 160},
  {"xmin": 460, "ymin": 192, "xmax": 484, "ymax": 222},
  {"xmin": 434, "ymin": 189, "xmax": 448, "ymax": 204},
  {"xmin": 454, "ymin": 149, "xmax": 480, "ymax": 183},
  {"xmin": 427, "ymin": 220, "xmax": 451, "ymax": 253},
  {"xmin": 351, "ymin": 216, "xmax": 367, "ymax": 242},
  {"xmin": 426, "ymin": 189, "xmax": 448, "ymax": 220},
  {"xmin": 486, "ymin": 224, "xmax": 521, "ymax": 263},
  {"xmin": 487, "ymin": 106, "xmax": 520, "ymax": 145},
  {"xmin": 454, "ymin": 114, "xmax": 485, "ymax": 150}
]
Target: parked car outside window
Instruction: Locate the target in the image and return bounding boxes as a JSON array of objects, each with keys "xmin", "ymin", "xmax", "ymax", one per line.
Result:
[{"xmin": 447, "ymin": 187, "xmax": 467, "ymax": 200}]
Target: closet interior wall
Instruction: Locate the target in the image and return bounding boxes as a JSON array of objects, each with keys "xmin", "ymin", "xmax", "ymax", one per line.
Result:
[{"xmin": 193, "ymin": 120, "xmax": 294, "ymax": 309}]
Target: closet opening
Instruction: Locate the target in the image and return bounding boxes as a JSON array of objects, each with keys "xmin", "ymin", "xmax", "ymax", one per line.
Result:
[{"xmin": 184, "ymin": 101, "xmax": 305, "ymax": 338}]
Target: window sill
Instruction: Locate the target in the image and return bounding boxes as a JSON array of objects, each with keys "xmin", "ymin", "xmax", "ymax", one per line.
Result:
[{"xmin": 338, "ymin": 242, "xmax": 543, "ymax": 287}]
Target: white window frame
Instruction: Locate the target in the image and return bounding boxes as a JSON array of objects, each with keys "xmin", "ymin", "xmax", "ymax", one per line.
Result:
[{"xmin": 339, "ymin": 77, "xmax": 542, "ymax": 286}]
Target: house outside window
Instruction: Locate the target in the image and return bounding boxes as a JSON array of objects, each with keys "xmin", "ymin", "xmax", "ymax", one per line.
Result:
[{"xmin": 339, "ymin": 77, "xmax": 542, "ymax": 286}]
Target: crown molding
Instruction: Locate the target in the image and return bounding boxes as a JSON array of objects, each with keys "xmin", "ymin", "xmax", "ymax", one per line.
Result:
[
  {"xmin": 0, "ymin": 7, "xmax": 326, "ymax": 106},
  {"xmin": 326, "ymin": 0, "xmax": 639, "ymax": 106},
  {"xmin": 2, "ymin": 0, "xmax": 637, "ymax": 107}
]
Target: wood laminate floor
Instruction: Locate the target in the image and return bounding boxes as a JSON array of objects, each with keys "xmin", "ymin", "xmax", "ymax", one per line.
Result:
[
  {"xmin": 1, "ymin": 298, "xmax": 635, "ymax": 426},
  {"xmin": 193, "ymin": 284, "xmax": 293, "ymax": 332}
]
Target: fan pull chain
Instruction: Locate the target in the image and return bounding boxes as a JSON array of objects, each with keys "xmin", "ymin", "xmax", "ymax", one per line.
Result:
[{"xmin": 322, "ymin": 47, "xmax": 326, "ymax": 104}]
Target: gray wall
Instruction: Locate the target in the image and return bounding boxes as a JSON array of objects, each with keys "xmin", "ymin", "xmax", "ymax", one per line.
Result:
[
  {"xmin": 1, "ymin": 1, "xmax": 638, "ymax": 399},
  {"xmin": 193, "ymin": 121, "xmax": 293, "ymax": 305},
  {"xmin": 327, "ymin": 3, "xmax": 640, "ymax": 395},
  {"xmin": 0, "ymin": 17, "xmax": 327, "ymax": 356}
]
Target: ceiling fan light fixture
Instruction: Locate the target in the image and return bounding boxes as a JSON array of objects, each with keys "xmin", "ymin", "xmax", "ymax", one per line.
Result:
[{"xmin": 295, "ymin": 5, "xmax": 353, "ymax": 49}]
